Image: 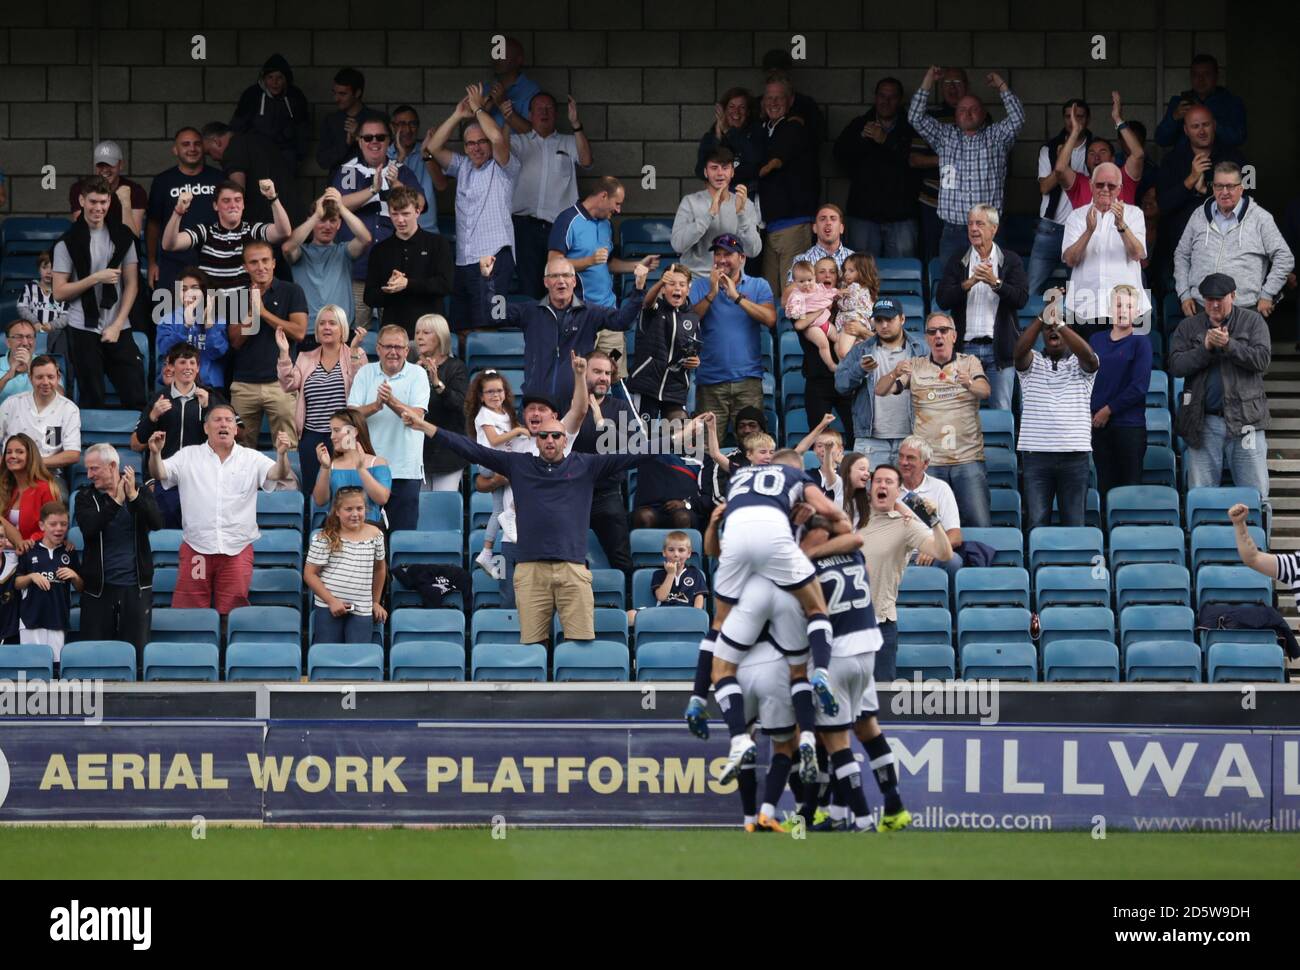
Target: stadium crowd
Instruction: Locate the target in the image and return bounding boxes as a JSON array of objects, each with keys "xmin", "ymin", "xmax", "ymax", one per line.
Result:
[{"xmin": 0, "ymin": 39, "xmax": 1297, "ymax": 688}]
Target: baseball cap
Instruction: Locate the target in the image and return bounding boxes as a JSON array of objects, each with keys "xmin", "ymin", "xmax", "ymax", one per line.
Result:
[
  {"xmin": 871, "ymin": 297, "xmax": 904, "ymax": 319},
  {"xmin": 1200, "ymin": 273, "xmax": 1237, "ymax": 299},
  {"xmin": 709, "ymin": 233, "xmax": 745, "ymax": 255},
  {"xmin": 521, "ymin": 393, "xmax": 560, "ymax": 415},
  {"xmin": 93, "ymin": 140, "xmax": 123, "ymax": 166}
]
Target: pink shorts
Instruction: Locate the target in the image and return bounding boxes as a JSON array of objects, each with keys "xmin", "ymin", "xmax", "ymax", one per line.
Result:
[{"xmin": 172, "ymin": 542, "xmax": 255, "ymax": 615}]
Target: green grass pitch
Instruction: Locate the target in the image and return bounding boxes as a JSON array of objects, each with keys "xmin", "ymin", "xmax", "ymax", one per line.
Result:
[{"xmin": 3, "ymin": 827, "xmax": 1298, "ymax": 879}]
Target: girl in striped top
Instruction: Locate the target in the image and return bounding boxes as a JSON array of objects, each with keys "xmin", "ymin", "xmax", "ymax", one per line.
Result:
[{"xmin": 304, "ymin": 487, "xmax": 387, "ymax": 644}]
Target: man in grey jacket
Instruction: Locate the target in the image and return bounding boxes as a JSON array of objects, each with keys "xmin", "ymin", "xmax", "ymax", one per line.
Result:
[
  {"xmin": 833, "ymin": 298, "xmax": 928, "ymax": 467},
  {"xmin": 1169, "ymin": 272, "xmax": 1271, "ymax": 499},
  {"xmin": 1174, "ymin": 162, "xmax": 1294, "ymax": 319},
  {"xmin": 671, "ymin": 147, "xmax": 763, "ymax": 278}
]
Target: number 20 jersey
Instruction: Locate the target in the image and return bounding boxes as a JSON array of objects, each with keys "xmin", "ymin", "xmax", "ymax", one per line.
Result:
[{"xmin": 722, "ymin": 464, "xmax": 816, "ymax": 524}]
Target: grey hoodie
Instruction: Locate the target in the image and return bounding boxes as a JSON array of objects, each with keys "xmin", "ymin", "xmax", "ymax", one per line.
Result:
[
  {"xmin": 670, "ymin": 188, "xmax": 763, "ymax": 278},
  {"xmin": 1174, "ymin": 196, "xmax": 1295, "ymax": 306}
]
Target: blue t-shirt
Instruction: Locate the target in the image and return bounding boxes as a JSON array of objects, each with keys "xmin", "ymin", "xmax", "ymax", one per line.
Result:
[
  {"xmin": 327, "ymin": 465, "xmax": 393, "ymax": 524},
  {"xmin": 649, "ymin": 564, "xmax": 708, "ymax": 607},
  {"xmin": 482, "ymin": 72, "xmax": 542, "ymax": 126},
  {"xmin": 0, "ymin": 356, "xmax": 32, "ymax": 404},
  {"xmin": 291, "ymin": 241, "xmax": 357, "ymax": 326},
  {"xmin": 101, "ymin": 501, "xmax": 138, "ymax": 586},
  {"xmin": 549, "ymin": 202, "xmax": 615, "ymax": 308},
  {"xmin": 18, "ymin": 543, "xmax": 80, "ymax": 631},
  {"xmin": 723, "ymin": 464, "xmax": 815, "ymax": 522},
  {"xmin": 688, "ymin": 273, "xmax": 774, "ymax": 385}
]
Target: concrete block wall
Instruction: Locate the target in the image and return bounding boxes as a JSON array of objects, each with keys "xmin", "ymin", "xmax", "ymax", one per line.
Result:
[{"xmin": 0, "ymin": 1, "xmax": 1235, "ymax": 226}]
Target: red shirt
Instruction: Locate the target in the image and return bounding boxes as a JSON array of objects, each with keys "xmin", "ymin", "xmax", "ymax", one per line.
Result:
[
  {"xmin": 1066, "ymin": 167, "xmax": 1137, "ymax": 208},
  {"xmin": 8, "ymin": 479, "xmax": 57, "ymax": 541}
]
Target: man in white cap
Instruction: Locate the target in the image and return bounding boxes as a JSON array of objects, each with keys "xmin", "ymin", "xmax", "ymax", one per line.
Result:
[{"xmin": 70, "ymin": 141, "xmax": 146, "ymax": 236}]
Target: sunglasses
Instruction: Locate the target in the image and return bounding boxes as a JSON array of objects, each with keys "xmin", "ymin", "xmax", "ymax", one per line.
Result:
[
  {"xmin": 359, "ymin": 134, "xmax": 388, "ymax": 143},
  {"xmin": 534, "ymin": 431, "xmax": 565, "ymax": 440},
  {"xmin": 926, "ymin": 327, "xmax": 954, "ymax": 336},
  {"xmin": 336, "ymin": 486, "xmax": 365, "ymax": 496}
]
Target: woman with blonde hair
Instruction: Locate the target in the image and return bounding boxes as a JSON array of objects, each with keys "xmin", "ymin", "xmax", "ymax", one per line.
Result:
[
  {"xmin": 1088, "ymin": 283, "xmax": 1153, "ymax": 496},
  {"xmin": 278, "ymin": 303, "xmax": 367, "ymax": 496},
  {"xmin": 413, "ymin": 314, "xmax": 470, "ymax": 491}
]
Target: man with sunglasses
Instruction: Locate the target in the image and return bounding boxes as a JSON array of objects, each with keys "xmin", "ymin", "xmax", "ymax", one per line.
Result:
[
  {"xmin": 1062, "ymin": 162, "xmax": 1149, "ymax": 341},
  {"xmin": 1174, "ymin": 161, "xmax": 1292, "ymax": 321},
  {"xmin": 332, "ymin": 114, "xmax": 426, "ymax": 331},
  {"xmin": 876, "ymin": 312, "xmax": 992, "ymax": 527}
]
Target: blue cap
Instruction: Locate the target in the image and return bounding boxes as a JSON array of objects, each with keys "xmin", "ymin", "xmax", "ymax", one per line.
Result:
[
  {"xmin": 871, "ymin": 297, "xmax": 904, "ymax": 319},
  {"xmin": 709, "ymin": 233, "xmax": 745, "ymax": 254}
]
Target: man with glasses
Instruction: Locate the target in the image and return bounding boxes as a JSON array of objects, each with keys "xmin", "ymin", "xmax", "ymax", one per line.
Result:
[
  {"xmin": 1174, "ymin": 162, "xmax": 1293, "ymax": 320},
  {"xmin": 347, "ymin": 323, "xmax": 431, "ymax": 532},
  {"xmin": 1051, "ymin": 92, "xmax": 1145, "ymax": 215},
  {"xmin": 875, "ymin": 312, "xmax": 992, "ymax": 527},
  {"xmin": 0, "ymin": 319, "xmax": 40, "ymax": 405},
  {"xmin": 332, "ymin": 115, "xmax": 426, "ymax": 331},
  {"xmin": 426, "ymin": 84, "xmax": 520, "ymax": 331},
  {"xmin": 389, "ymin": 105, "xmax": 448, "ymax": 235},
  {"xmin": 1062, "ymin": 162, "xmax": 1149, "ymax": 341}
]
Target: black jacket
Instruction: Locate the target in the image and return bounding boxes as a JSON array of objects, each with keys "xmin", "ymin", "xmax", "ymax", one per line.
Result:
[
  {"xmin": 133, "ymin": 387, "xmax": 226, "ymax": 459},
  {"xmin": 363, "ymin": 230, "xmax": 454, "ymax": 334},
  {"xmin": 73, "ymin": 485, "xmax": 163, "ymax": 597},
  {"xmin": 833, "ymin": 111, "xmax": 919, "ymax": 222},
  {"xmin": 230, "ymin": 54, "xmax": 311, "ymax": 165},
  {"xmin": 695, "ymin": 123, "xmax": 762, "ymax": 195},
  {"xmin": 626, "ymin": 297, "xmax": 700, "ymax": 407},
  {"xmin": 423, "ymin": 356, "xmax": 469, "ymax": 476},
  {"xmin": 935, "ymin": 244, "xmax": 1029, "ymax": 369},
  {"xmin": 753, "ymin": 116, "xmax": 818, "ymax": 225}
]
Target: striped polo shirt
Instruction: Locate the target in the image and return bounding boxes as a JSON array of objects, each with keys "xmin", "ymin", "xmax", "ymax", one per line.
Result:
[
  {"xmin": 184, "ymin": 220, "xmax": 271, "ymax": 288},
  {"xmin": 1016, "ymin": 351, "xmax": 1096, "ymax": 453}
]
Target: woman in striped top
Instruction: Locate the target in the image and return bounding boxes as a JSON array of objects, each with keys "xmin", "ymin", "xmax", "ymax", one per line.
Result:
[
  {"xmin": 277, "ymin": 304, "xmax": 366, "ymax": 496},
  {"xmin": 304, "ymin": 487, "xmax": 387, "ymax": 644}
]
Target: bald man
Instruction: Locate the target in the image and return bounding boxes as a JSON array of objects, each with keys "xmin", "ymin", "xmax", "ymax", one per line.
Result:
[{"xmin": 1063, "ymin": 162, "xmax": 1150, "ymax": 340}]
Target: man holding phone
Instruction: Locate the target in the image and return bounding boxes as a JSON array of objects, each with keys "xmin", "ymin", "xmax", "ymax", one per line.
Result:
[
  {"xmin": 1169, "ymin": 272, "xmax": 1272, "ymax": 500},
  {"xmin": 1154, "ymin": 54, "xmax": 1246, "ymax": 149}
]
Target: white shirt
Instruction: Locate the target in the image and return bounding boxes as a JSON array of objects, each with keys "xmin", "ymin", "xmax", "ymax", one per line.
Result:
[
  {"xmin": 1037, "ymin": 142, "xmax": 1088, "ymax": 222},
  {"xmin": 509, "ymin": 130, "xmax": 582, "ymax": 223},
  {"xmin": 1016, "ymin": 351, "xmax": 1096, "ymax": 452},
  {"xmin": 160, "ymin": 442, "xmax": 276, "ymax": 555},
  {"xmin": 1062, "ymin": 203, "xmax": 1150, "ymax": 319},
  {"xmin": 818, "ymin": 470, "xmax": 843, "ymax": 509},
  {"xmin": 497, "ymin": 431, "xmax": 576, "ymax": 544},
  {"xmin": 0, "ymin": 392, "xmax": 80, "ymax": 459},
  {"xmin": 964, "ymin": 246, "xmax": 1002, "ymax": 340},
  {"xmin": 905, "ymin": 473, "xmax": 960, "ymax": 531}
]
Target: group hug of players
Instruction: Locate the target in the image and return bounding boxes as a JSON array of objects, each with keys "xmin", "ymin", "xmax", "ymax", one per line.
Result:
[{"xmin": 683, "ymin": 451, "xmax": 910, "ymax": 834}]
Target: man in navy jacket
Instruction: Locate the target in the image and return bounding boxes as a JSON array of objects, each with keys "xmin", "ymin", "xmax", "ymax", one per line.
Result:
[{"xmin": 475, "ymin": 253, "xmax": 646, "ymax": 406}]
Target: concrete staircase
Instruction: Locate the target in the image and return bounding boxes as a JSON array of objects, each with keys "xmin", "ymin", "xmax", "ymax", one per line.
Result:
[{"xmin": 1264, "ymin": 345, "xmax": 1300, "ymax": 649}]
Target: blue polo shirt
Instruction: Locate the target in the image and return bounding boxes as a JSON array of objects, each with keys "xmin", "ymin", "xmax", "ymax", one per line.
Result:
[
  {"xmin": 549, "ymin": 202, "xmax": 615, "ymax": 308},
  {"xmin": 689, "ymin": 273, "xmax": 774, "ymax": 386},
  {"xmin": 483, "ymin": 72, "xmax": 542, "ymax": 126}
]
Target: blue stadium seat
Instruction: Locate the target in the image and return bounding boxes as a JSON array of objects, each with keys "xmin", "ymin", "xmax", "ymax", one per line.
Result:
[
  {"xmin": 896, "ymin": 607, "xmax": 952, "ymax": 647},
  {"xmin": 229, "ymin": 606, "xmax": 300, "ymax": 646},
  {"xmin": 142, "ymin": 641, "xmax": 219, "ymax": 681},
  {"xmin": 960, "ymin": 528, "xmax": 1024, "ymax": 568},
  {"xmin": 472, "ymin": 571, "xmax": 502, "ymax": 610},
  {"xmin": 471, "ymin": 642, "xmax": 548, "ymax": 681},
  {"xmin": 79, "ymin": 409, "xmax": 140, "ymax": 447},
  {"xmin": 1141, "ymin": 447, "xmax": 1177, "ymax": 489},
  {"xmin": 1119, "ymin": 605, "xmax": 1196, "ymax": 654},
  {"xmin": 1114, "ymin": 563, "xmax": 1191, "ymax": 611},
  {"xmin": 1039, "ymin": 606, "xmax": 1115, "ymax": 648},
  {"xmin": 1047, "ymin": 488, "xmax": 1101, "ymax": 529},
  {"xmin": 1197, "ymin": 566, "xmax": 1272, "ymax": 609},
  {"xmin": 1035, "ymin": 566, "xmax": 1110, "ymax": 610},
  {"xmin": 591, "ymin": 568, "xmax": 626, "ymax": 610},
  {"xmin": 1207, "ymin": 642, "xmax": 1286, "ymax": 683},
  {"xmin": 985, "ymin": 448, "xmax": 1017, "ymax": 491},
  {"xmin": 150, "ymin": 529, "xmax": 184, "ymax": 567},
  {"xmin": 554, "ymin": 640, "xmax": 630, "ymax": 681},
  {"xmin": 390, "ymin": 530, "xmax": 463, "ymax": 568},
  {"xmin": 1043, "ymin": 639, "xmax": 1120, "ymax": 682},
  {"xmin": 783, "ymin": 410, "xmax": 809, "ymax": 448},
  {"xmin": 225, "ymin": 642, "xmax": 302, "ymax": 681},
  {"xmin": 552, "ymin": 608, "xmax": 628, "ymax": 647},
  {"xmin": 634, "ymin": 607, "xmax": 709, "ymax": 650},
  {"xmin": 1200, "ymin": 626, "xmax": 1280, "ymax": 652},
  {"xmin": 618, "ymin": 218, "xmax": 675, "ymax": 257},
  {"xmin": 760, "ymin": 329, "xmax": 774, "ymax": 373},
  {"xmin": 631, "ymin": 569, "xmax": 660, "ymax": 609},
  {"xmin": 954, "ymin": 567, "xmax": 1030, "ymax": 611},
  {"xmin": 256, "ymin": 491, "xmax": 305, "ymax": 530},
  {"xmin": 1108, "ymin": 526, "xmax": 1186, "ymax": 569},
  {"xmin": 1105, "ymin": 486, "xmax": 1180, "ymax": 530},
  {"xmin": 0, "ymin": 643, "xmax": 54, "ymax": 680},
  {"xmin": 1191, "ymin": 525, "xmax": 1266, "ymax": 573},
  {"xmin": 248, "ymin": 569, "xmax": 304, "ymax": 609},
  {"xmin": 988, "ymin": 488, "xmax": 1022, "ymax": 529},
  {"xmin": 471, "ymin": 610, "xmax": 522, "ymax": 647},
  {"xmin": 960, "ymin": 641, "xmax": 1037, "ymax": 681},
  {"xmin": 587, "ymin": 529, "xmax": 611, "ymax": 570},
  {"xmin": 150, "ymin": 608, "xmax": 220, "ymax": 647},
  {"xmin": 1, "ymin": 216, "xmax": 72, "ymax": 247},
  {"xmin": 1145, "ymin": 408, "xmax": 1171, "ymax": 448},
  {"xmin": 630, "ymin": 529, "xmax": 704, "ymax": 569},
  {"xmin": 780, "ymin": 330, "xmax": 802, "ymax": 373},
  {"xmin": 251, "ymin": 530, "xmax": 304, "ymax": 569},
  {"xmin": 1028, "ymin": 527, "xmax": 1103, "ymax": 573},
  {"xmin": 897, "ymin": 566, "xmax": 949, "ymax": 609},
  {"xmin": 957, "ymin": 607, "xmax": 1032, "ymax": 652},
  {"xmin": 390, "ymin": 641, "xmax": 466, "ymax": 681},
  {"xmin": 152, "ymin": 567, "xmax": 178, "ymax": 608},
  {"xmin": 1125, "ymin": 640, "xmax": 1202, "ymax": 682},
  {"xmin": 59, "ymin": 640, "xmax": 136, "ymax": 681},
  {"xmin": 1186, "ymin": 487, "xmax": 1262, "ymax": 529},
  {"xmin": 783, "ymin": 371, "xmax": 806, "ymax": 413},
  {"xmin": 391, "ymin": 609, "xmax": 465, "ymax": 648},
  {"xmin": 417, "ymin": 492, "xmax": 464, "ymax": 533},
  {"xmin": 896, "ymin": 643, "xmax": 956, "ymax": 680},
  {"xmin": 308, "ymin": 642, "xmax": 385, "ymax": 681},
  {"xmin": 634, "ymin": 640, "xmax": 698, "ymax": 681},
  {"xmin": 979, "ymin": 409, "xmax": 1015, "ymax": 452},
  {"xmin": 465, "ymin": 330, "xmax": 526, "ymax": 372},
  {"xmin": 470, "ymin": 490, "xmax": 494, "ymax": 530},
  {"xmin": 1145, "ymin": 370, "xmax": 1169, "ymax": 411}
]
